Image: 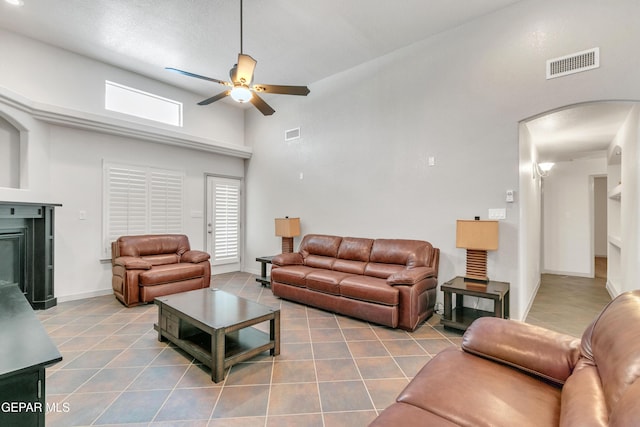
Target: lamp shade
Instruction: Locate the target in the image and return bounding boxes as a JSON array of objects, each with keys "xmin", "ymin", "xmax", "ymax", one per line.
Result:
[
  {"xmin": 456, "ymin": 220, "xmax": 499, "ymax": 251},
  {"xmin": 275, "ymin": 217, "xmax": 300, "ymax": 238}
]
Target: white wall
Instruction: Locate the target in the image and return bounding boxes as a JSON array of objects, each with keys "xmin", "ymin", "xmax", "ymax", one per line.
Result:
[
  {"xmin": 618, "ymin": 106, "xmax": 640, "ymax": 293},
  {"xmin": 244, "ymin": 0, "xmax": 640, "ymax": 320},
  {"xmin": 0, "ymin": 31, "xmax": 248, "ymax": 302},
  {"xmin": 518, "ymin": 123, "xmax": 543, "ymax": 319},
  {"xmin": 0, "ymin": 28, "xmax": 244, "ymax": 147},
  {"xmin": 48, "ymin": 125, "xmax": 244, "ymax": 301},
  {"xmin": 542, "ymin": 158, "xmax": 607, "ymax": 277}
]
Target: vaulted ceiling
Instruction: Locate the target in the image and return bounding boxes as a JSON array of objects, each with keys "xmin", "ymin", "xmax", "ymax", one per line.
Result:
[
  {"xmin": 1, "ymin": 0, "xmax": 631, "ymax": 160},
  {"xmin": 0, "ymin": 0, "xmax": 521, "ymax": 95}
]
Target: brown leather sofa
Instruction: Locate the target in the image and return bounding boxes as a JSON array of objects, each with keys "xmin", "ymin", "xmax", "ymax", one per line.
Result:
[
  {"xmin": 111, "ymin": 234, "xmax": 211, "ymax": 307},
  {"xmin": 271, "ymin": 234, "xmax": 440, "ymax": 331},
  {"xmin": 370, "ymin": 290, "xmax": 640, "ymax": 426}
]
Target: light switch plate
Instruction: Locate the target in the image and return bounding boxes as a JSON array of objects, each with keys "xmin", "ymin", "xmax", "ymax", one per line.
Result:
[{"xmin": 488, "ymin": 208, "xmax": 506, "ymax": 219}]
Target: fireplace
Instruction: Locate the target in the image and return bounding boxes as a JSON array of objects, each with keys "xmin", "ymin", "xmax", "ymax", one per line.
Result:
[
  {"xmin": 0, "ymin": 202, "xmax": 60, "ymax": 309},
  {"xmin": 0, "ymin": 230, "xmax": 25, "ymax": 288}
]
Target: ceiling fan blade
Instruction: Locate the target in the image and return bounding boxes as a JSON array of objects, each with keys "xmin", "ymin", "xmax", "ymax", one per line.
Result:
[
  {"xmin": 234, "ymin": 54, "xmax": 257, "ymax": 85},
  {"xmin": 249, "ymin": 93, "xmax": 275, "ymax": 116},
  {"xmin": 198, "ymin": 90, "xmax": 231, "ymax": 105},
  {"xmin": 166, "ymin": 67, "xmax": 231, "ymax": 86},
  {"xmin": 253, "ymin": 84, "xmax": 310, "ymax": 96}
]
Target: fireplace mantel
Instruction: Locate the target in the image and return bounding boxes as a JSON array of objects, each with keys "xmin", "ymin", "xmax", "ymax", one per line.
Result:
[{"xmin": 0, "ymin": 201, "xmax": 61, "ymax": 309}]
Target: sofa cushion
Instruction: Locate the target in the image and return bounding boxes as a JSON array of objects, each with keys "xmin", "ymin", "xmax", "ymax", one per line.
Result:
[
  {"xmin": 364, "ymin": 262, "xmax": 405, "ymax": 279},
  {"xmin": 396, "ymin": 347, "xmax": 562, "ymax": 426},
  {"xmin": 271, "ymin": 265, "xmax": 316, "ymax": 287},
  {"xmin": 305, "ymin": 255, "xmax": 336, "ymax": 270},
  {"xmin": 141, "ymin": 254, "xmax": 180, "ymax": 266},
  {"xmin": 305, "ymin": 270, "xmax": 354, "ymax": 295},
  {"xmin": 117, "ymin": 234, "xmax": 191, "ymax": 257},
  {"xmin": 139, "ymin": 263, "xmax": 205, "ymax": 286},
  {"xmin": 299, "ymin": 234, "xmax": 342, "ymax": 258},
  {"xmin": 337, "ymin": 237, "xmax": 374, "ymax": 262},
  {"xmin": 370, "ymin": 239, "xmax": 432, "ymax": 267},
  {"xmin": 369, "ymin": 402, "xmax": 459, "ymax": 427},
  {"xmin": 333, "ymin": 259, "xmax": 367, "ymax": 275},
  {"xmin": 339, "ymin": 275, "xmax": 399, "ymax": 305}
]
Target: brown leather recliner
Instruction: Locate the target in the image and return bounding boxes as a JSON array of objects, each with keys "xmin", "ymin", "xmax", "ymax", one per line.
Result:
[
  {"xmin": 111, "ymin": 234, "xmax": 211, "ymax": 307},
  {"xmin": 370, "ymin": 290, "xmax": 640, "ymax": 426}
]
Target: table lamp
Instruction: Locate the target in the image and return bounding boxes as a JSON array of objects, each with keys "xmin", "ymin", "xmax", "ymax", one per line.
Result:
[
  {"xmin": 275, "ymin": 217, "xmax": 300, "ymax": 253},
  {"xmin": 456, "ymin": 219, "xmax": 499, "ymax": 283}
]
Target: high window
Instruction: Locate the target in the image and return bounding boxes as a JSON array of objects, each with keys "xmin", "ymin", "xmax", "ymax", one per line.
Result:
[{"xmin": 105, "ymin": 81, "xmax": 183, "ymax": 127}]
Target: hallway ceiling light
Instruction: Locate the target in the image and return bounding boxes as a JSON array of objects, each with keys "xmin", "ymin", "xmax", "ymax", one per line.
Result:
[
  {"xmin": 5, "ymin": 0, "xmax": 24, "ymax": 5},
  {"xmin": 535, "ymin": 162, "xmax": 555, "ymax": 178}
]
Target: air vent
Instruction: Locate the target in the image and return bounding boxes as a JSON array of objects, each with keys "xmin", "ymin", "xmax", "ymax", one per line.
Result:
[
  {"xmin": 546, "ymin": 48, "xmax": 599, "ymax": 79},
  {"xmin": 285, "ymin": 127, "xmax": 301, "ymax": 141}
]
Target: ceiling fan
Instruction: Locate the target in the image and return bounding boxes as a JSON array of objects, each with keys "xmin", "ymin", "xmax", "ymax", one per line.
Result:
[{"xmin": 166, "ymin": 0, "xmax": 310, "ymax": 116}]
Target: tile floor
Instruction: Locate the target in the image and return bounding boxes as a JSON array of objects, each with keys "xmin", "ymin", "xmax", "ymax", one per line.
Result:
[{"xmin": 40, "ymin": 272, "xmax": 611, "ymax": 426}]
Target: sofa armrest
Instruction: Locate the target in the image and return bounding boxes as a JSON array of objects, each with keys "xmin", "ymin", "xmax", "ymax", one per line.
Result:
[
  {"xmin": 113, "ymin": 256, "xmax": 152, "ymax": 270},
  {"xmin": 181, "ymin": 250, "xmax": 211, "ymax": 264},
  {"xmin": 462, "ymin": 317, "xmax": 581, "ymax": 386},
  {"xmin": 272, "ymin": 252, "xmax": 303, "ymax": 267},
  {"xmin": 387, "ymin": 267, "xmax": 436, "ymax": 285}
]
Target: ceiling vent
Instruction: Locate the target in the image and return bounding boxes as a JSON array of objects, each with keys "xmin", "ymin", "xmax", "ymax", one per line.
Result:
[
  {"xmin": 546, "ymin": 47, "xmax": 599, "ymax": 79},
  {"xmin": 285, "ymin": 127, "xmax": 301, "ymax": 141}
]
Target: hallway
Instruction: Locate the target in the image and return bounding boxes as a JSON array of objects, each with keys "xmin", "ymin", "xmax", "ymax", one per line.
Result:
[{"xmin": 525, "ymin": 273, "xmax": 612, "ymax": 337}]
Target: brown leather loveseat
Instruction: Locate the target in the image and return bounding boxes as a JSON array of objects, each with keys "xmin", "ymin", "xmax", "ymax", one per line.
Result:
[
  {"xmin": 271, "ymin": 234, "xmax": 440, "ymax": 331},
  {"xmin": 112, "ymin": 234, "xmax": 211, "ymax": 307},
  {"xmin": 370, "ymin": 290, "xmax": 640, "ymax": 426}
]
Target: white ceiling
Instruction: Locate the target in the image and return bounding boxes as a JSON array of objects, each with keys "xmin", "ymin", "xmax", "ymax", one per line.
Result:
[
  {"xmin": 526, "ymin": 102, "xmax": 634, "ymax": 163},
  {"xmin": 0, "ymin": 0, "xmax": 522, "ymax": 95},
  {"xmin": 0, "ymin": 0, "xmax": 633, "ymax": 161}
]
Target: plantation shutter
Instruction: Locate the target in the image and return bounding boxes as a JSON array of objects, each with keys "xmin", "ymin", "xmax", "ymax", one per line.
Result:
[
  {"xmin": 149, "ymin": 170, "xmax": 183, "ymax": 234},
  {"xmin": 103, "ymin": 163, "xmax": 183, "ymax": 258},
  {"xmin": 213, "ymin": 178, "xmax": 240, "ymax": 265}
]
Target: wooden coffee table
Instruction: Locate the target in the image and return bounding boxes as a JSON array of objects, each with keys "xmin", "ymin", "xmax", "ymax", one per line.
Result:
[{"xmin": 154, "ymin": 288, "xmax": 280, "ymax": 383}]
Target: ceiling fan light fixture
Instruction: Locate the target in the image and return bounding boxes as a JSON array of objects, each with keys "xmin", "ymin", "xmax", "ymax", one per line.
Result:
[{"xmin": 230, "ymin": 85, "xmax": 253, "ymax": 103}]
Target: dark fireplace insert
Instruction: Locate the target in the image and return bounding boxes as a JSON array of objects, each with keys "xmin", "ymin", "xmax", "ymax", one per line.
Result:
[{"xmin": 0, "ymin": 230, "xmax": 25, "ymax": 289}]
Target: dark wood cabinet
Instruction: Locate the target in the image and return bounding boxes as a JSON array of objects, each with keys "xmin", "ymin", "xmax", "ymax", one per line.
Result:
[{"xmin": 0, "ymin": 284, "xmax": 62, "ymax": 426}]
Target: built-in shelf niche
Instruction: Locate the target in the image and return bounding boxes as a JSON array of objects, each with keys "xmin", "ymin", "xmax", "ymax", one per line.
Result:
[{"xmin": 0, "ymin": 116, "xmax": 21, "ymax": 189}]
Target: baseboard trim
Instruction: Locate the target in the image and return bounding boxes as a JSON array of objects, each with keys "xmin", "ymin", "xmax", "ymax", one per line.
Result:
[
  {"xmin": 606, "ymin": 279, "xmax": 620, "ymax": 299},
  {"xmin": 521, "ymin": 277, "xmax": 542, "ymax": 322},
  {"xmin": 541, "ymin": 269, "xmax": 593, "ymax": 279},
  {"xmin": 57, "ymin": 289, "xmax": 113, "ymax": 303}
]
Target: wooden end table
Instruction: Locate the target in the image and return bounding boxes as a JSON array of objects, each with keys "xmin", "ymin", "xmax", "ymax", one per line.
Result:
[
  {"xmin": 440, "ymin": 276, "xmax": 510, "ymax": 332},
  {"xmin": 255, "ymin": 256, "xmax": 274, "ymax": 286},
  {"xmin": 154, "ymin": 288, "xmax": 280, "ymax": 383}
]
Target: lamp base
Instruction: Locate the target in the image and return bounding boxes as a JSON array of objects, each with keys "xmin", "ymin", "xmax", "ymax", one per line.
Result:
[
  {"xmin": 465, "ymin": 249, "xmax": 488, "ymax": 282},
  {"xmin": 281, "ymin": 237, "xmax": 294, "ymax": 253}
]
